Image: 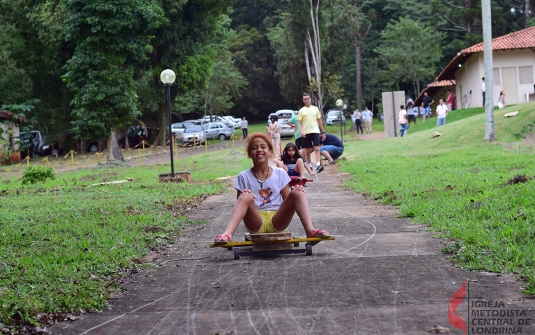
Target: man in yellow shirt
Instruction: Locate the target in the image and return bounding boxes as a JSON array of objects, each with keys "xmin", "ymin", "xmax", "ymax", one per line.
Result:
[{"xmin": 297, "ymin": 93, "xmax": 326, "ymax": 173}]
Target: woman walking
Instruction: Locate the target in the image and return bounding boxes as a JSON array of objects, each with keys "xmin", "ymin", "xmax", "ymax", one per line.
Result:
[{"xmin": 267, "ymin": 115, "xmax": 281, "ymax": 156}]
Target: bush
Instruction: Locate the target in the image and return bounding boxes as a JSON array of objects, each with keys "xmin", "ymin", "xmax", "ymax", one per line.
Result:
[{"xmin": 21, "ymin": 166, "xmax": 56, "ymax": 185}]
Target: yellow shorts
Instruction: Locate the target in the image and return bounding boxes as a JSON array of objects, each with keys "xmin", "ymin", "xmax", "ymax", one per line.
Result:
[{"xmin": 245, "ymin": 210, "xmax": 288, "ymax": 234}]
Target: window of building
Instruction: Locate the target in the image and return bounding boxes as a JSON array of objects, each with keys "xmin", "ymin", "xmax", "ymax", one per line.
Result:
[{"xmin": 519, "ymin": 66, "xmax": 533, "ymax": 84}]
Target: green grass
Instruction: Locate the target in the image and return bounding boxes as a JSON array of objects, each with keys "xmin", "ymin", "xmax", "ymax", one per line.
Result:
[
  {"xmin": 0, "ymin": 149, "xmax": 252, "ymax": 326},
  {"xmin": 339, "ymin": 102, "xmax": 535, "ymax": 294},
  {"xmin": 407, "ymin": 106, "xmax": 486, "ymax": 134}
]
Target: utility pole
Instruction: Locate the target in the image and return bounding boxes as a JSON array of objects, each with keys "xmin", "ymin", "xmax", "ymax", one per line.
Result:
[{"xmin": 482, "ymin": 0, "xmax": 495, "ymax": 141}]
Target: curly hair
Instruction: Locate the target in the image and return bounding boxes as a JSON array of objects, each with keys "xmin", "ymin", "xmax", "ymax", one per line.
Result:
[{"xmin": 244, "ymin": 132, "xmax": 273, "ymax": 158}]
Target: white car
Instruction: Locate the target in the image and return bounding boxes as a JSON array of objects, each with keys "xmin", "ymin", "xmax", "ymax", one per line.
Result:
[
  {"xmin": 220, "ymin": 116, "xmax": 240, "ymax": 128},
  {"xmin": 326, "ymin": 109, "xmax": 347, "ymax": 125}
]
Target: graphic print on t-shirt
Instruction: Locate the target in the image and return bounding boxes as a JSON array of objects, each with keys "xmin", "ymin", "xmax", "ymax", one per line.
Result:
[{"xmin": 258, "ymin": 187, "xmax": 273, "ymax": 207}]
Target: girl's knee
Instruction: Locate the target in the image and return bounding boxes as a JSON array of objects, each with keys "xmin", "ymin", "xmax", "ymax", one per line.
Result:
[{"xmin": 237, "ymin": 192, "xmax": 255, "ymax": 203}]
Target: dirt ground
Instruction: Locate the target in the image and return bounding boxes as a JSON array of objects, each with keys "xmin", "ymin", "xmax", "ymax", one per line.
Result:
[{"xmin": 49, "ymin": 132, "xmax": 535, "ymax": 335}]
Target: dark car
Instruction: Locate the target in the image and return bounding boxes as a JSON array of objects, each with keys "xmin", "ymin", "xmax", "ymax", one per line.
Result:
[{"xmin": 123, "ymin": 126, "xmax": 159, "ymax": 149}]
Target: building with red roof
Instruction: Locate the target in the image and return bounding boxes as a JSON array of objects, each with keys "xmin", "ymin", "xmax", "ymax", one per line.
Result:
[{"xmin": 416, "ymin": 26, "xmax": 535, "ymax": 110}]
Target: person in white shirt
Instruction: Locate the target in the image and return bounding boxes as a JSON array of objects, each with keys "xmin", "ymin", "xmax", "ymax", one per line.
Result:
[
  {"xmin": 436, "ymin": 99, "xmax": 449, "ymax": 127},
  {"xmin": 482, "ymin": 77, "xmax": 486, "ymax": 107},
  {"xmin": 361, "ymin": 107, "xmax": 373, "ymax": 134},
  {"xmin": 398, "ymin": 105, "xmax": 408, "ymax": 137}
]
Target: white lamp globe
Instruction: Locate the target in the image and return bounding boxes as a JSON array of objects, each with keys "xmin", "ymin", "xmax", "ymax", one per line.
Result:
[
  {"xmin": 160, "ymin": 69, "xmax": 176, "ymax": 84},
  {"xmin": 336, "ymin": 99, "xmax": 343, "ymax": 107}
]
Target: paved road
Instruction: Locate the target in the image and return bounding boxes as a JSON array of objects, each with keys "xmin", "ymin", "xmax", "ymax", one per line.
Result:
[{"xmin": 50, "ymin": 165, "xmax": 534, "ymax": 335}]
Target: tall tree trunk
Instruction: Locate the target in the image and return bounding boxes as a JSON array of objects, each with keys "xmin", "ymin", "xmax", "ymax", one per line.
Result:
[
  {"xmin": 307, "ymin": 0, "xmax": 323, "ymax": 114},
  {"xmin": 355, "ymin": 41, "xmax": 362, "ymax": 111},
  {"xmin": 482, "ymin": 0, "xmax": 495, "ymax": 141},
  {"xmin": 158, "ymin": 102, "xmax": 168, "ymax": 146},
  {"xmin": 106, "ymin": 129, "xmax": 124, "ymax": 162}
]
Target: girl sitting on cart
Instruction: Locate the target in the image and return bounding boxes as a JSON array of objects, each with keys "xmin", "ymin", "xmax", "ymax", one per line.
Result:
[
  {"xmin": 214, "ymin": 132, "xmax": 329, "ymax": 243},
  {"xmin": 274, "ymin": 142, "xmax": 316, "ymax": 179}
]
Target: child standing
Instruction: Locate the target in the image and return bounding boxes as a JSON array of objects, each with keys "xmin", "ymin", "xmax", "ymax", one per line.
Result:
[
  {"xmin": 274, "ymin": 143, "xmax": 316, "ymax": 179},
  {"xmin": 214, "ymin": 133, "xmax": 329, "ymax": 243}
]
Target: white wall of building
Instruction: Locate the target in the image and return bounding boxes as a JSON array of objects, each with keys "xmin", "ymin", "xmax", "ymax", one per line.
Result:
[{"xmin": 455, "ymin": 49, "xmax": 535, "ymax": 108}]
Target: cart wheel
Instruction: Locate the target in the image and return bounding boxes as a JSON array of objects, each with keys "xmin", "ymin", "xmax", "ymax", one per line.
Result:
[
  {"xmin": 305, "ymin": 243, "xmax": 312, "ymax": 256},
  {"xmin": 233, "ymin": 248, "xmax": 240, "ymax": 260},
  {"xmin": 293, "ymin": 242, "xmax": 299, "ymax": 247}
]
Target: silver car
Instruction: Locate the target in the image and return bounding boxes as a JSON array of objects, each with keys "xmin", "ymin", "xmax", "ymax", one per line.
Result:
[
  {"xmin": 181, "ymin": 125, "xmax": 206, "ymax": 145},
  {"xmin": 326, "ymin": 109, "xmax": 347, "ymax": 125},
  {"xmin": 203, "ymin": 122, "xmax": 236, "ymax": 140}
]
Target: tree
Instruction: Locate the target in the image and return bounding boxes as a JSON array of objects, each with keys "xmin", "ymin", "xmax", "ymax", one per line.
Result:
[
  {"xmin": 331, "ymin": 0, "xmax": 373, "ymax": 111},
  {"xmin": 63, "ymin": 0, "xmax": 165, "ymax": 161},
  {"xmin": 136, "ymin": 0, "xmax": 234, "ymax": 146},
  {"xmin": 375, "ymin": 17, "xmax": 445, "ymax": 96},
  {"xmin": 177, "ymin": 15, "xmax": 248, "ymax": 121}
]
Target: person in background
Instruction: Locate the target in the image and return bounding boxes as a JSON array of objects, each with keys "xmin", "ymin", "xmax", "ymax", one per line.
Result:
[
  {"xmin": 421, "ymin": 91, "xmax": 434, "ymax": 121},
  {"xmin": 297, "ymin": 93, "xmax": 326, "ymax": 173},
  {"xmin": 498, "ymin": 91, "xmax": 506, "ymax": 109},
  {"xmin": 241, "ymin": 117, "xmax": 248, "ymax": 140},
  {"xmin": 398, "ymin": 105, "xmax": 408, "ymax": 137},
  {"xmin": 353, "ymin": 108, "xmax": 363, "ymax": 134},
  {"xmin": 482, "ymin": 77, "xmax": 486, "ymax": 106},
  {"xmin": 267, "ymin": 115, "xmax": 281, "ymax": 156},
  {"xmin": 361, "ymin": 106, "xmax": 373, "ymax": 134},
  {"xmin": 446, "ymin": 90, "xmax": 455, "ymax": 112},
  {"xmin": 287, "ymin": 114, "xmax": 303, "ymax": 155},
  {"xmin": 319, "ymin": 133, "xmax": 344, "ymax": 164},
  {"xmin": 436, "ymin": 99, "xmax": 448, "ymax": 127},
  {"xmin": 274, "ymin": 142, "xmax": 316, "ymax": 179},
  {"xmin": 405, "ymin": 98, "xmax": 417, "ymax": 127}
]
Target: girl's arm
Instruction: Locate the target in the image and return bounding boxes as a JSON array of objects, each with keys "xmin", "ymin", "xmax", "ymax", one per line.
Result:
[{"xmin": 304, "ymin": 163, "xmax": 316, "ymax": 176}]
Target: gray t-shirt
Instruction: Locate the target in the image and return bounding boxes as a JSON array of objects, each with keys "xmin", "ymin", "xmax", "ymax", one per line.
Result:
[
  {"xmin": 234, "ymin": 167, "xmax": 291, "ymax": 211},
  {"xmin": 241, "ymin": 120, "xmax": 248, "ymax": 129}
]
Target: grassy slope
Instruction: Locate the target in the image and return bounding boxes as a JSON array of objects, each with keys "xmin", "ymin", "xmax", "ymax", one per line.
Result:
[{"xmin": 339, "ymin": 103, "xmax": 535, "ymax": 293}]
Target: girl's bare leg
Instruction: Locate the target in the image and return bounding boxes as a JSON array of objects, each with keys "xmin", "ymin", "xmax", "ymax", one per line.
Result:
[
  {"xmin": 271, "ymin": 189, "xmax": 329, "ymax": 237},
  {"xmin": 294, "ymin": 158, "xmax": 306, "ymax": 178},
  {"xmin": 217, "ymin": 192, "xmax": 263, "ymax": 241}
]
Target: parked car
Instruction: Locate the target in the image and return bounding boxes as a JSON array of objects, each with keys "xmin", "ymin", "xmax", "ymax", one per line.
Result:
[
  {"xmin": 19, "ymin": 130, "xmax": 44, "ymax": 158},
  {"xmin": 202, "ymin": 115, "xmax": 223, "ymax": 123},
  {"xmin": 181, "ymin": 125, "xmax": 205, "ymax": 145},
  {"xmin": 267, "ymin": 110, "xmax": 298, "ymax": 125},
  {"xmin": 326, "ymin": 109, "xmax": 347, "ymax": 125},
  {"xmin": 123, "ymin": 126, "xmax": 159, "ymax": 149},
  {"xmin": 171, "ymin": 122, "xmax": 195, "ymax": 135},
  {"xmin": 203, "ymin": 122, "xmax": 236, "ymax": 140},
  {"xmin": 220, "ymin": 116, "xmax": 240, "ymax": 128}
]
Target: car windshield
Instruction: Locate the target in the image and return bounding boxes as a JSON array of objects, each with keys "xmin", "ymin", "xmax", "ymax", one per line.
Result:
[{"xmin": 185, "ymin": 126, "xmax": 203, "ymax": 133}]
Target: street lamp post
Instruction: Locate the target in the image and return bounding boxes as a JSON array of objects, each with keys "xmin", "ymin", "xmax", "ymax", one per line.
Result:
[
  {"xmin": 160, "ymin": 69, "xmax": 176, "ymax": 177},
  {"xmin": 343, "ymin": 103, "xmax": 347, "ymax": 136},
  {"xmin": 336, "ymin": 99, "xmax": 344, "ymax": 142}
]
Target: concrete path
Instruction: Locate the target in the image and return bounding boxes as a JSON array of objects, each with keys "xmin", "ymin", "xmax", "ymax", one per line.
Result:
[{"xmin": 51, "ymin": 166, "xmax": 534, "ymax": 335}]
